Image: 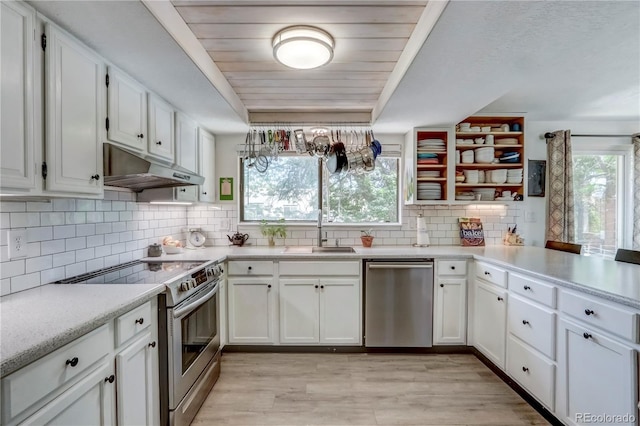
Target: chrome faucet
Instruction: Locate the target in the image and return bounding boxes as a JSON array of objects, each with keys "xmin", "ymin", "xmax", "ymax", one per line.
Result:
[{"xmin": 317, "ymin": 209, "xmax": 327, "ymax": 247}]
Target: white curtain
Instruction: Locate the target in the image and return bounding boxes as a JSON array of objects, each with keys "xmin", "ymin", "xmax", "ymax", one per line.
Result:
[
  {"xmin": 633, "ymin": 133, "xmax": 640, "ymax": 249},
  {"xmin": 546, "ymin": 130, "xmax": 575, "ymax": 243}
]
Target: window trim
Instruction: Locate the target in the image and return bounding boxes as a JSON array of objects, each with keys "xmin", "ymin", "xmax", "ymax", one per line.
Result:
[{"xmin": 572, "ymin": 140, "xmax": 633, "ymax": 250}]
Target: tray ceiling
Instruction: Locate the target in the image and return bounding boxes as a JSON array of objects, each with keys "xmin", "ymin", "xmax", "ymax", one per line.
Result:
[{"xmin": 170, "ymin": 1, "xmax": 430, "ymax": 114}]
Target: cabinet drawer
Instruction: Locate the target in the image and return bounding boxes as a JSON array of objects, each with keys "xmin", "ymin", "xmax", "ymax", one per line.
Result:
[
  {"xmin": 506, "ymin": 335, "xmax": 555, "ymax": 410},
  {"xmin": 1, "ymin": 323, "xmax": 111, "ymax": 424},
  {"xmin": 279, "ymin": 261, "xmax": 360, "ymax": 276},
  {"xmin": 115, "ymin": 301, "xmax": 151, "ymax": 347},
  {"xmin": 227, "ymin": 261, "xmax": 273, "ymax": 276},
  {"xmin": 475, "ymin": 261, "xmax": 507, "ymax": 288},
  {"xmin": 508, "ymin": 295, "xmax": 556, "ymax": 359},
  {"xmin": 437, "ymin": 260, "xmax": 467, "ymax": 276},
  {"xmin": 509, "ymin": 273, "xmax": 556, "ymax": 308},
  {"xmin": 560, "ymin": 290, "xmax": 638, "ymax": 343}
]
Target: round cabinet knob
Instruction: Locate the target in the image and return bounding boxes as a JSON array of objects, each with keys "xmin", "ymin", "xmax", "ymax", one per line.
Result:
[
  {"xmin": 450, "ymin": 266, "xmax": 455, "ymax": 270},
  {"xmin": 320, "ymin": 285, "xmax": 324, "ymax": 289},
  {"xmin": 314, "ymin": 285, "xmax": 319, "ymax": 289},
  {"xmin": 104, "ymin": 375, "xmax": 115, "ymax": 383},
  {"xmin": 137, "ymin": 133, "xmax": 144, "ymax": 138},
  {"xmin": 202, "ymin": 192, "xmax": 207, "ymax": 195},
  {"xmin": 522, "ymin": 366, "xmax": 529, "ymax": 373},
  {"xmin": 267, "ymin": 284, "xmax": 272, "ymax": 289},
  {"xmin": 90, "ymin": 174, "xmax": 100, "ymax": 181},
  {"xmin": 179, "ymin": 188, "xmax": 186, "ymax": 192},
  {"xmin": 523, "ymin": 285, "xmax": 531, "ymax": 290},
  {"xmin": 439, "ymin": 284, "xmax": 444, "ymax": 288},
  {"xmin": 497, "ymin": 296, "xmax": 504, "ymax": 301},
  {"xmin": 584, "ymin": 309, "xmax": 595, "ymax": 316},
  {"xmin": 148, "ymin": 341, "xmax": 156, "ymax": 348},
  {"xmin": 522, "ymin": 320, "xmax": 530, "ymax": 325},
  {"xmin": 583, "ymin": 332, "xmax": 593, "ymax": 340},
  {"xmin": 156, "ymin": 141, "xmax": 162, "ymax": 145},
  {"xmin": 484, "ymin": 271, "xmax": 491, "ymax": 275},
  {"xmin": 66, "ymin": 357, "xmax": 79, "ymax": 367},
  {"xmin": 135, "ymin": 318, "xmax": 144, "ymax": 325}
]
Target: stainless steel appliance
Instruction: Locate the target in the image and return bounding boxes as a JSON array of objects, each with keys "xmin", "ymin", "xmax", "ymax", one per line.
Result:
[
  {"xmin": 55, "ymin": 259, "xmax": 224, "ymax": 426},
  {"xmin": 363, "ymin": 259, "xmax": 434, "ymax": 347},
  {"xmin": 158, "ymin": 260, "xmax": 223, "ymax": 426}
]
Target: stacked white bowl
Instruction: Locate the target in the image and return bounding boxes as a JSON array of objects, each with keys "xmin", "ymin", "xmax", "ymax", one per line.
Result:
[
  {"xmin": 507, "ymin": 168, "xmax": 524, "ymax": 183},
  {"xmin": 463, "ymin": 169, "xmax": 479, "ymax": 184},
  {"xmin": 461, "ymin": 150, "xmax": 474, "ymax": 163},
  {"xmin": 474, "ymin": 147, "xmax": 494, "ymax": 163},
  {"xmin": 491, "ymin": 169, "xmax": 507, "ymax": 184},
  {"xmin": 472, "ymin": 188, "xmax": 496, "ymax": 201}
]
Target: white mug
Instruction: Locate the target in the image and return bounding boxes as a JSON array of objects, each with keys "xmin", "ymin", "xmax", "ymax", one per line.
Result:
[{"xmin": 486, "ymin": 135, "xmax": 494, "ymax": 145}]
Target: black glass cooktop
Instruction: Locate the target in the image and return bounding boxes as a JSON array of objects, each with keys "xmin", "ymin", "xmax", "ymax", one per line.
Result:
[{"xmin": 54, "ymin": 260, "xmax": 205, "ymax": 285}]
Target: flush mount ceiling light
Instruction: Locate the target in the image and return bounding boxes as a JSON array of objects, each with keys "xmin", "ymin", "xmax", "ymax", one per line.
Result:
[{"xmin": 272, "ymin": 26, "xmax": 334, "ymax": 70}]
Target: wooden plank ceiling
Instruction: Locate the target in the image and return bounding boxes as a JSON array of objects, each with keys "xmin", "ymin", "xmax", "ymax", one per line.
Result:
[{"xmin": 171, "ymin": 1, "xmax": 428, "ymax": 114}]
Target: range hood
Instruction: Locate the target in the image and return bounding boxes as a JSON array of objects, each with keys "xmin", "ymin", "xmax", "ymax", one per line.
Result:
[{"xmin": 103, "ymin": 143, "xmax": 204, "ymax": 192}]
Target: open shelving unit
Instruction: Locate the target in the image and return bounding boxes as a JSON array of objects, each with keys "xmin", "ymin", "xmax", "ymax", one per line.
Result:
[{"xmin": 404, "ymin": 128, "xmax": 452, "ymax": 204}]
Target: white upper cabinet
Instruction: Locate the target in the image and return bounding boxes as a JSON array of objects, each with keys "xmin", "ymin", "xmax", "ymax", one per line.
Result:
[
  {"xmin": 44, "ymin": 22, "xmax": 103, "ymax": 196},
  {"xmin": 0, "ymin": 1, "xmax": 36, "ymax": 191},
  {"xmin": 107, "ymin": 66, "xmax": 147, "ymax": 151},
  {"xmin": 198, "ymin": 128, "xmax": 216, "ymax": 203},
  {"xmin": 174, "ymin": 112, "xmax": 199, "ymax": 202},
  {"xmin": 147, "ymin": 93, "xmax": 174, "ymax": 162}
]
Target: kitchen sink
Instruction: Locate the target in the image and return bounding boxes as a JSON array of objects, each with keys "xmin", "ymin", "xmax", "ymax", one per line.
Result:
[{"xmin": 282, "ymin": 246, "xmax": 356, "ymax": 253}]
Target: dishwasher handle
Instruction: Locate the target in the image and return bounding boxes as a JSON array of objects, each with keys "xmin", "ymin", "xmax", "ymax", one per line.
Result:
[{"xmin": 367, "ymin": 264, "xmax": 433, "ymax": 270}]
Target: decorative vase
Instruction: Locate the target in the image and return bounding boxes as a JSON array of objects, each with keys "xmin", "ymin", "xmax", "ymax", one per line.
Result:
[
  {"xmin": 361, "ymin": 236, "xmax": 374, "ymax": 248},
  {"xmin": 268, "ymin": 236, "xmax": 275, "ymax": 247}
]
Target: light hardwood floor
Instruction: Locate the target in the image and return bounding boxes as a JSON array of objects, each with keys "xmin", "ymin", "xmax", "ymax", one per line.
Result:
[{"xmin": 192, "ymin": 353, "xmax": 550, "ymax": 425}]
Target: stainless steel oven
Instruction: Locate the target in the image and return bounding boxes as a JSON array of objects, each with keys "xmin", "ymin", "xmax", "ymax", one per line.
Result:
[{"xmin": 159, "ymin": 260, "xmax": 224, "ymax": 426}]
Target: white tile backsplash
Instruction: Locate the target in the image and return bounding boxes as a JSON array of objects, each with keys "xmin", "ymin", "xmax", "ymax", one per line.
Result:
[{"xmin": 0, "ymin": 190, "xmax": 188, "ymax": 295}]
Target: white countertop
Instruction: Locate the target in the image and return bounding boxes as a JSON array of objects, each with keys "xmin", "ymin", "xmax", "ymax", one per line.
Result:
[
  {"xmin": 0, "ymin": 284, "xmax": 165, "ymax": 377},
  {"xmin": 2, "ymin": 244, "xmax": 639, "ymax": 377}
]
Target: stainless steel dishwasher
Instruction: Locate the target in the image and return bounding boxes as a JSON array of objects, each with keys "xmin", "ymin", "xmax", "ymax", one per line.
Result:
[{"xmin": 364, "ymin": 259, "xmax": 434, "ymax": 347}]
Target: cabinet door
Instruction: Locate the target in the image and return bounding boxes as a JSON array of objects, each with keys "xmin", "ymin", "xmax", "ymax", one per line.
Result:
[
  {"xmin": 0, "ymin": 0, "xmax": 36, "ymax": 191},
  {"xmin": 279, "ymin": 279, "xmax": 319, "ymax": 344},
  {"xmin": 175, "ymin": 112, "xmax": 198, "ymax": 172},
  {"xmin": 474, "ymin": 280, "xmax": 507, "ymax": 369},
  {"xmin": 434, "ymin": 278, "xmax": 467, "ymax": 345},
  {"xmin": 115, "ymin": 331, "xmax": 157, "ymax": 426},
  {"xmin": 147, "ymin": 93, "xmax": 174, "ymax": 162},
  {"xmin": 107, "ymin": 67, "xmax": 146, "ymax": 151},
  {"xmin": 197, "ymin": 128, "xmax": 215, "ymax": 203},
  {"xmin": 319, "ymin": 278, "xmax": 360, "ymax": 344},
  {"xmin": 227, "ymin": 278, "xmax": 275, "ymax": 344},
  {"xmin": 557, "ymin": 319, "xmax": 637, "ymax": 426},
  {"xmin": 21, "ymin": 361, "xmax": 115, "ymax": 425},
  {"xmin": 44, "ymin": 23, "xmax": 103, "ymax": 195}
]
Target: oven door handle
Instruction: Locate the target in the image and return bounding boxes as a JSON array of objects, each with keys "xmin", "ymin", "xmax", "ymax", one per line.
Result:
[{"xmin": 173, "ymin": 281, "xmax": 219, "ymax": 320}]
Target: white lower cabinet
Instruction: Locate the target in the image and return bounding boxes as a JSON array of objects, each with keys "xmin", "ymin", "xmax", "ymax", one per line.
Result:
[
  {"xmin": 506, "ymin": 335, "xmax": 555, "ymax": 410},
  {"xmin": 115, "ymin": 331, "xmax": 157, "ymax": 426},
  {"xmin": 1, "ymin": 299, "xmax": 158, "ymax": 426},
  {"xmin": 20, "ymin": 361, "xmax": 115, "ymax": 426},
  {"xmin": 435, "ymin": 259, "xmax": 467, "ymax": 346},
  {"xmin": 473, "ymin": 279, "xmax": 507, "ymax": 369},
  {"xmin": 227, "ymin": 277, "xmax": 276, "ymax": 344},
  {"xmin": 557, "ymin": 318, "xmax": 637, "ymax": 426},
  {"xmin": 279, "ymin": 278, "xmax": 360, "ymax": 345}
]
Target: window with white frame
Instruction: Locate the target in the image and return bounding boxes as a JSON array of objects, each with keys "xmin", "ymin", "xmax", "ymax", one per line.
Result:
[
  {"xmin": 572, "ymin": 141, "xmax": 633, "ymax": 258},
  {"xmin": 241, "ymin": 155, "xmax": 400, "ymax": 224}
]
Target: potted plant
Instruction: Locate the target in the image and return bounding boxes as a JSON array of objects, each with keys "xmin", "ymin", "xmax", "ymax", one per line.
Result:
[
  {"xmin": 260, "ymin": 219, "xmax": 287, "ymax": 247},
  {"xmin": 360, "ymin": 229, "xmax": 374, "ymax": 247}
]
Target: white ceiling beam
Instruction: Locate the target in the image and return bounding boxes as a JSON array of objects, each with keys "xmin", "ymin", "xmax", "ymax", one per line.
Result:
[
  {"xmin": 142, "ymin": 0, "xmax": 248, "ymax": 123},
  {"xmin": 372, "ymin": 0, "xmax": 449, "ymax": 123}
]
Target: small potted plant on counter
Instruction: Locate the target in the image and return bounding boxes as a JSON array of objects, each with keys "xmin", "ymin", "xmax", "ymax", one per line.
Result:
[
  {"xmin": 360, "ymin": 229, "xmax": 374, "ymax": 247},
  {"xmin": 260, "ymin": 219, "xmax": 287, "ymax": 247}
]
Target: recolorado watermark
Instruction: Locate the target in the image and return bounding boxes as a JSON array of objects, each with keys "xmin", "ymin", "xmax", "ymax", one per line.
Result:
[{"xmin": 575, "ymin": 413, "xmax": 636, "ymax": 424}]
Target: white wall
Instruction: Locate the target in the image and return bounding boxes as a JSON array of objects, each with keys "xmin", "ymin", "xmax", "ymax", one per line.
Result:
[{"xmin": 521, "ymin": 120, "xmax": 639, "ymax": 246}]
